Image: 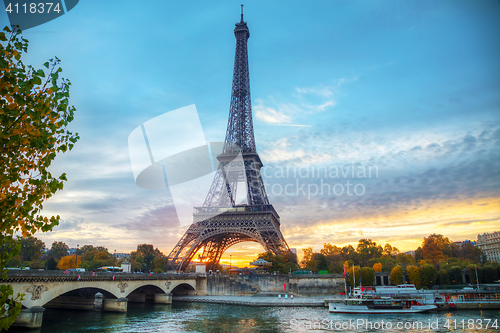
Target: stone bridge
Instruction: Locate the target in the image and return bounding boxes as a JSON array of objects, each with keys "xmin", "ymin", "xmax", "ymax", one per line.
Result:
[{"xmin": 3, "ymin": 271, "xmax": 207, "ymax": 328}]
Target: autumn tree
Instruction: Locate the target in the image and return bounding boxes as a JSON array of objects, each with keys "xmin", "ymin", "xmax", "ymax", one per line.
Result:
[
  {"xmin": 421, "ymin": 234, "xmax": 450, "ymax": 263},
  {"xmin": 356, "ymin": 239, "xmax": 382, "ymax": 265},
  {"xmin": 373, "ymin": 262, "xmax": 383, "ymax": 272},
  {"xmin": 406, "ymin": 265, "xmax": 421, "ymax": 287},
  {"xmin": 50, "ymin": 241, "xmax": 69, "ymax": 260},
  {"xmin": 321, "ymin": 243, "xmax": 344, "ymax": 273},
  {"xmin": 56, "ymin": 255, "xmax": 82, "ymax": 270},
  {"xmin": 389, "ymin": 266, "xmax": 404, "ymax": 285},
  {"xmin": 301, "ymin": 247, "xmax": 316, "ymax": 271},
  {"xmin": 0, "ymin": 26, "xmax": 78, "ymax": 330}
]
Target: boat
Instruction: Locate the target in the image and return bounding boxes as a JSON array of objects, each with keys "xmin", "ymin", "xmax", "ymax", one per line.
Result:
[{"xmin": 329, "ymin": 295, "xmax": 437, "ymax": 314}]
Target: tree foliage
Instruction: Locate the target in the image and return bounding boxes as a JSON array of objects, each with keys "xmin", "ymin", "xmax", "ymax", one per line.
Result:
[
  {"xmin": 389, "ymin": 266, "xmax": 404, "ymax": 285},
  {"xmin": 130, "ymin": 244, "xmax": 165, "ymax": 272},
  {"xmin": 419, "ymin": 264, "xmax": 437, "ymax": 289},
  {"xmin": 257, "ymin": 251, "xmax": 298, "ymax": 274},
  {"xmin": 406, "ymin": 265, "xmax": 421, "ymax": 287},
  {"xmin": 421, "ymin": 234, "xmax": 450, "ymax": 263},
  {"xmin": 50, "ymin": 241, "xmax": 69, "ymax": 260},
  {"xmin": 19, "ymin": 236, "xmax": 44, "ymax": 263},
  {"xmin": 372, "ymin": 262, "xmax": 383, "ymax": 272},
  {"xmin": 0, "ymin": 26, "xmax": 78, "ymax": 330},
  {"xmin": 56, "ymin": 255, "xmax": 82, "ymax": 270}
]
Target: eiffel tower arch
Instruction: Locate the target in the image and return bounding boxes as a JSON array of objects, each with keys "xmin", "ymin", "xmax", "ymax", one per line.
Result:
[{"xmin": 167, "ymin": 8, "xmax": 291, "ymax": 272}]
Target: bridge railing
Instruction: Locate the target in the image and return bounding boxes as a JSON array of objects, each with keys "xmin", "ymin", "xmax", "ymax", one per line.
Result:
[{"xmin": 4, "ymin": 270, "xmax": 205, "ymax": 279}]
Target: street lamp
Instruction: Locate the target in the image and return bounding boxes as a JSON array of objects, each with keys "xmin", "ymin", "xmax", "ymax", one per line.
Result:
[
  {"xmin": 114, "ymin": 250, "xmax": 116, "ymax": 268},
  {"xmin": 229, "ymin": 255, "xmax": 232, "ymax": 274},
  {"xmin": 75, "ymin": 244, "xmax": 79, "ymax": 270}
]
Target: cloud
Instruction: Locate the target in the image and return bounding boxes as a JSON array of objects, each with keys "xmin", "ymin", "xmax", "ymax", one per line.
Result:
[{"xmin": 254, "ymin": 105, "xmax": 291, "ymax": 123}]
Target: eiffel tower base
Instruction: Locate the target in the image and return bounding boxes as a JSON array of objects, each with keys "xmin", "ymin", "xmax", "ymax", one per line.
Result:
[{"xmin": 168, "ymin": 205, "xmax": 290, "ymax": 272}]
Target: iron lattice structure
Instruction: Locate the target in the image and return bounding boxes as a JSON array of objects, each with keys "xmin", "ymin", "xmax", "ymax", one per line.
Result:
[{"xmin": 167, "ymin": 10, "xmax": 291, "ymax": 272}]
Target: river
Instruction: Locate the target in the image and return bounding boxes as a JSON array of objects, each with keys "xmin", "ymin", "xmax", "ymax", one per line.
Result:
[{"xmin": 15, "ymin": 302, "xmax": 500, "ymax": 332}]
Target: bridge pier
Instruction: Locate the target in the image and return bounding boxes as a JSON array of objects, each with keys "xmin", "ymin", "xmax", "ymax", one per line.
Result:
[
  {"xmin": 154, "ymin": 293, "xmax": 172, "ymax": 304},
  {"xmin": 103, "ymin": 298, "xmax": 128, "ymax": 312},
  {"xmin": 11, "ymin": 306, "xmax": 45, "ymax": 329}
]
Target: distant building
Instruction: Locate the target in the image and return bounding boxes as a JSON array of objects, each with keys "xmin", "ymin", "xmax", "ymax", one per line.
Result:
[
  {"xmin": 114, "ymin": 253, "xmax": 129, "ymax": 259},
  {"xmin": 454, "ymin": 239, "xmax": 476, "ymax": 247},
  {"xmin": 476, "ymin": 231, "xmax": 500, "ymax": 263}
]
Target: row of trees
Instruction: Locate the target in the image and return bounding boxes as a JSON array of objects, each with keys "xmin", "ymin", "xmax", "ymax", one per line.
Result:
[
  {"xmin": 130, "ymin": 244, "xmax": 168, "ymax": 273},
  {"xmin": 295, "ymin": 234, "xmax": 496, "ymax": 290},
  {"xmin": 6, "ymin": 239, "xmax": 170, "ymax": 273},
  {"xmin": 6, "ymin": 238, "xmax": 117, "ymax": 271}
]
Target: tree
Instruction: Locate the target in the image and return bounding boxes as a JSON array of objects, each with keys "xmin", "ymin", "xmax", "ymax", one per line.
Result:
[
  {"xmin": 257, "ymin": 251, "xmax": 298, "ymax": 274},
  {"xmin": 437, "ymin": 268, "xmax": 450, "ymax": 286},
  {"xmin": 0, "ymin": 26, "xmax": 78, "ymax": 330},
  {"xmin": 406, "ymin": 265, "xmax": 421, "ymax": 287},
  {"xmin": 131, "ymin": 244, "xmax": 165, "ymax": 272},
  {"xmin": 56, "ymin": 255, "xmax": 82, "ymax": 270},
  {"xmin": 421, "ymin": 234, "xmax": 450, "ymax": 263},
  {"xmin": 301, "ymin": 247, "xmax": 316, "ymax": 271},
  {"xmin": 373, "ymin": 262, "xmax": 383, "ymax": 272},
  {"xmin": 482, "ymin": 265, "xmax": 497, "ymax": 283},
  {"xmin": 389, "ymin": 266, "xmax": 404, "ymax": 285},
  {"xmin": 320, "ymin": 243, "xmax": 342, "ymax": 257},
  {"xmin": 340, "ymin": 244, "xmax": 359, "ymax": 264},
  {"xmin": 396, "ymin": 253, "xmax": 414, "ymax": 268},
  {"xmin": 94, "ymin": 251, "xmax": 111, "ymax": 261},
  {"xmin": 50, "ymin": 241, "xmax": 68, "ymax": 260},
  {"xmin": 20, "ymin": 236, "xmax": 44, "ymax": 263},
  {"xmin": 356, "ymin": 239, "xmax": 382, "ymax": 265},
  {"xmin": 360, "ymin": 267, "xmax": 375, "ymax": 286},
  {"xmin": 314, "ymin": 253, "xmax": 328, "ymax": 272},
  {"xmin": 46, "ymin": 257, "xmax": 58, "ymax": 270},
  {"xmin": 419, "ymin": 264, "xmax": 437, "ymax": 289},
  {"xmin": 466, "ymin": 265, "xmax": 482, "ymax": 285},
  {"xmin": 448, "ymin": 266, "xmax": 463, "ymax": 284}
]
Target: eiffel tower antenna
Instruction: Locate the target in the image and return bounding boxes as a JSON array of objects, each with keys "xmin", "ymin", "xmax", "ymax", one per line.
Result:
[{"xmin": 167, "ymin": 10, "xmax": 291, "ymax": 272}]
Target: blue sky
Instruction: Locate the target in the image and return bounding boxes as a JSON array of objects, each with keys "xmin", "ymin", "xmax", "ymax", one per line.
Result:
[{"xmin": 2, "ymin": 0, "xmax": 499, "ymax": 264}]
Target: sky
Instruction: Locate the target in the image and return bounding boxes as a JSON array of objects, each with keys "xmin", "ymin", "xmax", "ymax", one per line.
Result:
[{"xmin": 2, "ymin": 0, "xmax": 499, "ymax": 267}]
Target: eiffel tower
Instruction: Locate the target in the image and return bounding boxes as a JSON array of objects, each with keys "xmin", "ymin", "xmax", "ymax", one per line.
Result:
[{"xmin": 167, "ymin": 7, "xmax": 291, "ymax": 272}]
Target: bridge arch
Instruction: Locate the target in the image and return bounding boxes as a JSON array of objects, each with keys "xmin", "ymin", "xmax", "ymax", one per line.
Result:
[
  {"xmin": 22, "ymin": 282, "xmax": 120, "ymax": 308},
  {"xmin": 171, "ymin": 283, "xmax": 196, "ymax": 296}
]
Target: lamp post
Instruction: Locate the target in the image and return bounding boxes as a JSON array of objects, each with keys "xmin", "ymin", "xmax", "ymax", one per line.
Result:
[
  {"xmin": 229, "ymin": 255, "xmax": 232, "ymax": 274},
  {"xmin": 75, "ymin": 244, "xmax": 79, "ymax": 270},
  {"xmin": 114, "ymin": 250, "xmax": 116, "ymax": 268}
]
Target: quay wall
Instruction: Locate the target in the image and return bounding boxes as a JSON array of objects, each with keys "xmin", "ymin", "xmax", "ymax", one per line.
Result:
[{"xmin": 206, "ymin": 274, "xmax": 344, "ymax": 296}]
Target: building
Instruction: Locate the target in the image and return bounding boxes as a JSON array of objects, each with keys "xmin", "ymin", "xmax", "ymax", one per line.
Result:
[
  {"xmin": 476, "ymin": 231, "xmax": 500, "ymax": 263},
  {"xmin": 454, "ymin": 239, "xmax": 476, "ymax": 247}
]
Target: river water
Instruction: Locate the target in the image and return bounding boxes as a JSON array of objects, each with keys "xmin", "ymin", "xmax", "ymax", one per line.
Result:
[{"xmin": 21, "ymin": 302, "xmax": 500, "ymax": 332}]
